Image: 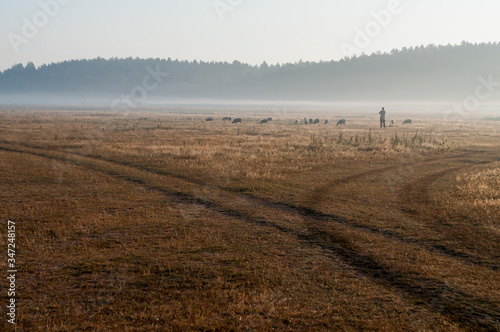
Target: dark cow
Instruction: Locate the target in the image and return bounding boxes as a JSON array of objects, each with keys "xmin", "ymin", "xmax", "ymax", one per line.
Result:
[
  {"xmin": 222, "ymin": 117, "xmax": 232, "ymax": 121},
  {"xmin": 336, "ymin": 119, "xmax": 346, "ymax": 126},
  {"xmin": 309, "ymin": 119, "xmax": 314, "ymax": 124},
  {"xmin": 206, "ymin": 117, "xmax": 214, "ymax": 122},
  {"xmin": 324, "ymin": 119, "xmax": 329, "ymax": 125},
  {"xmin": 232, "ymin": 118, "xmax": 242, "ymax": 124},
  {"xmin": 260, "ymin": 119, "xmax": 268, "ymax": 124},
  {"xmin": 313, "ymin": 119, "xmax": 320, "ymax": 124},
  {"xmin": 402, "ymin": 119, "xmax": 412, "ymax": 125},
  {"xmin": 267, "ymin": 117, "xmax": 272, "ymax": 121}
]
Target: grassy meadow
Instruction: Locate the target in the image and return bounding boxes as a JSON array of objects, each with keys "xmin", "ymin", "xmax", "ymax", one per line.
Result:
[{"xmin": 0, "ymin": 109, "xmax": 499, "ymax": 331}]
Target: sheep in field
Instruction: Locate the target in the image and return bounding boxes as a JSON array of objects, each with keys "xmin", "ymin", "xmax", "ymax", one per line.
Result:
[
  {"xmin": 222, "ymin": 117, "xmax": 232, "ymax": 121},
  {"xmin": 206, "ymin": 117, "xmax": 214, "ymax": 122},
  {"xmin": 336, "ymin": 119, "xmax": 346, "ymax": 126},
  {"xmin": 232, "ymin": 118, "xmax": 242, "ymax": 124},
  {"xmin": 260, "ymin": 119, "xmax": 268, "ymax": 124},
  {"xmin": 324, "ymin": 119, "xmax": 329, "ymax": 124},
  {"xmin": 313, "ymin": 119, "xmax": 320, "ymax": 124},
  {"xmin": 402, "ymin": 119, "xmax": 412, "ymax": 125},
  {"xmin": 295, "ymin": 119, "xmax": 300, "ymax": 125}
]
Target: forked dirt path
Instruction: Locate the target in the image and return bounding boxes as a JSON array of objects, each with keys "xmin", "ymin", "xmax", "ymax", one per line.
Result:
[
  {"xmin": 3, "ymin": 140, "xmax": 496, "ymax": 270},
  {"xmin": 1, "ymin": 142, "xmax": 498, "ymax": 271},
  {"xmin": 1, "ymin": 143, "xmax": 499, "ymax": 329}
]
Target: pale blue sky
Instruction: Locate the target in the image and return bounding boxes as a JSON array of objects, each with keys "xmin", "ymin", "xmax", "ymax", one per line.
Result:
[{"xmin": 0, "ymin": 0, "xmax": 499, "ymax": 71}]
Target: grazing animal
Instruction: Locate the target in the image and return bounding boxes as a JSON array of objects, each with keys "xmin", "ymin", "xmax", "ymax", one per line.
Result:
[
  {"xmin": 402, "ymin": 119, "xmax": 412, "ymax": 125},
  {"xmin": 206, "ymin": 117, "xmax": 214, "ymax": 122},
  {"xmin": 313, "ymin": 119, "xmax": 320, "ymax": 124},
  {"xmin": 222, "ymin": 116, "xmax": 232, "ymax": 121},
  {"xmin": 260, "ymin": 119, "xmax": 268, "ymax": 124},
  {"xmin": 295, "ymin": 119, "xmax": 300, "ymax": 125},
  {"xmin": 304, "ymin": 117, "xmax": 309, "ymax": 125},
  {"xmin": 336, "ymin": 119, "xmax": 346, "ymax": 126},
  {"xmin": 267, "ymin": 117, "xmax": 272, "ymax": 121},
  {"xmin": 232, "ymin": 118, "xmax": 242, "ymax": 124},
  {"xmin": 391, "ymin": 119, "xmax": 395, "ymax": 125},
  {"xmin": 324, "ymin": 119, "xmax": 329, "ymax": 125},
  {"xmin": 308, "ymin": 119, "xmax": 314, "ymax": 124}
]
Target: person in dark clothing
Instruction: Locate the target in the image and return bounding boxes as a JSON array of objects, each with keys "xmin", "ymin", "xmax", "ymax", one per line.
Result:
[{"xmin": 379, "ymin": 107, "xmax": 386, "ymax": 128}]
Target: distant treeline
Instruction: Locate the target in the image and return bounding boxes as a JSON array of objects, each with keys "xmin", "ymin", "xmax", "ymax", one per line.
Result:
[{"xmin": 1, "ymin": 42, "xmax": 500, "ymax": 102}]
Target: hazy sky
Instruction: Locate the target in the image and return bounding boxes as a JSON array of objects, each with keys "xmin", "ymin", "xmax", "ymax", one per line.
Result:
[{"xmin": 0, "ymin": 0, "xmax": 499, "ymax": 71}]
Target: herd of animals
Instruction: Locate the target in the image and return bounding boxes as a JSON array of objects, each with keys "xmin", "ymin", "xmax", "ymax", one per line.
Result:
[{"xmin": 205, "ymin": 117, "xmax": 413, "ymax": 125}]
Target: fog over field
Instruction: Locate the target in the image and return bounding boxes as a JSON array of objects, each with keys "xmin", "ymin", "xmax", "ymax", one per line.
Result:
[
  {"xmin": 1, "ymin": 43, "xmax": 500, "ymax": 114},
  {"xmin": 1, "ymin": 1, "xmax": 500, "ymax": 118}
]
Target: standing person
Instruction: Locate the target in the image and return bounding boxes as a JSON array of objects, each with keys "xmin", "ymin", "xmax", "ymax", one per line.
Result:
[{"xmin": 379, "ymin": 107, "xmax": 386, "ymax": 128}]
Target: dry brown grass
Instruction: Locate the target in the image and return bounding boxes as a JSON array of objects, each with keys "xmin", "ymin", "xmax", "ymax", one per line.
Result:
[
  {"xmin": 0, "ymin": 109, "xmax": 499, "ymax": 331},
  {"xmin": 446, "ymin": 163, "xmax": 500, "ymax": 224}
]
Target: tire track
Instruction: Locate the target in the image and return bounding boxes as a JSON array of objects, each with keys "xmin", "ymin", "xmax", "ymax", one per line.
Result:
[
  {"xmin": 1, "ymin": 142, "xmax": 497, "ymax": 270},
  {"xmin": 66, "ymin": 147, "xmax": 500, "ymax": 270},
  {"xmin": 399, "ymin": 165, "xmax": 500, "ymax": 270},
  {"xmin": 306, "ymin": 151, "xmax": 477, "ymax": 204},
  {"xmin": 301, "ymin": 226, "xmax": 500, "ymax": 331},
  {"xmin": 401, "ymin": 167, "xmax": 463, "ymax": 205},
  {"xmin": 1, "ymin": 144, "xmax": 499, "ymax": 330}
]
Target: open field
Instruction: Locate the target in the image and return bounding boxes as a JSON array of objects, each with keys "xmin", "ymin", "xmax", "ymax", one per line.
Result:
[{"xmin": 0, "ymin": 109, "xmax": 499, "ymax": 331}]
